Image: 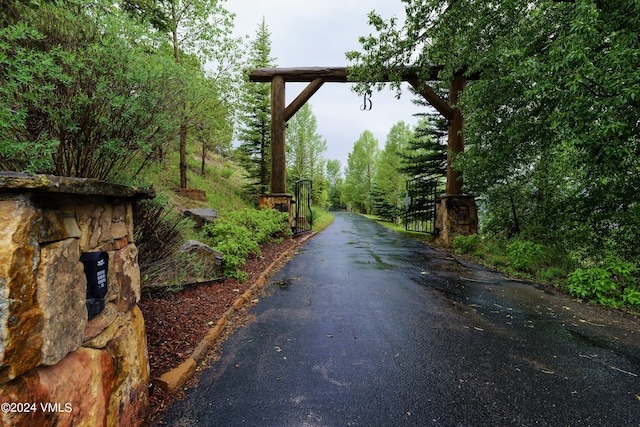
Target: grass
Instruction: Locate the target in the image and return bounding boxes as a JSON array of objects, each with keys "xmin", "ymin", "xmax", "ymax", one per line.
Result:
[
  {"xmin": 134, "ymin": 145, "xmax": 252, "ymax": 215},
  {"xmin": 311, "ymin": 207, "xmax": 334, "ymax": 232},
  {"xmin": 361, "ymin": 214, "xmax": 434, "ymax": 243}
]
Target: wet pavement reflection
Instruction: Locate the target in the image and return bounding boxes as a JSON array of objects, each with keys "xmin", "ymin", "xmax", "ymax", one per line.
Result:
[{"xmin": 160, "ymin": 212, "xmax": 640, "ymax": 426}]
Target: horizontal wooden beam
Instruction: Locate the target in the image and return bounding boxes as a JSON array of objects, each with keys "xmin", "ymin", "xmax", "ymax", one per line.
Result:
[
  {"xmin": 250, "ymin": 67, "xmax": 349, "ymax": 83},
  {"xmin": 248, "ymin": 66, "xmax": 446, "ymax": 83}
]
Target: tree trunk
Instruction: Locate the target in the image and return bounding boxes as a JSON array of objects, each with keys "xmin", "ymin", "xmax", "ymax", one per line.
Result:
[
  {"xmin": 201, "ymin": 141, "xmax": 206, "ymax": 175},
  {"xmin": 179, "ymin": 123, "xmax": 187, "ymax": 189}
]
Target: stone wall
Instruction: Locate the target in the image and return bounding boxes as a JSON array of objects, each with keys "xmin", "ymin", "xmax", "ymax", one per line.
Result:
[{"xmin": 0, "ymin": 173, "xmax": 152, "ymax": 426}]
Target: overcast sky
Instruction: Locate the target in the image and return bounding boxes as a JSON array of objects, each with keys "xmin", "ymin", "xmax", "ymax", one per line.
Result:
[{"xmin": 226, "ymin": 0, "xmax": 427, "ymax": 170}]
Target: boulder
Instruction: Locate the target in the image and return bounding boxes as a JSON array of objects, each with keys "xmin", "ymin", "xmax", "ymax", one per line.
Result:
[
  {"xmin": 114, "ymin": 244, "xmax": 141, "ymax": 312},
  {"xmin": 141, "ymin": 240, "xmax": 224, "ymax": 295},
  {"xmin": 105, "ymin": 306, "xmax": 149, "ymax": 427},
  {"xmin": 182, "ymin": 208, "xmax": 217, "ymax": 229}
]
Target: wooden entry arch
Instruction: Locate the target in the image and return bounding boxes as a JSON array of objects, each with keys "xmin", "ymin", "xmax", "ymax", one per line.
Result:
[
  {"xmin": 249, "ymin": 66, "xmax": 477, "ymax": 243},
  {"xmin": 249, "ymin": 66, "xmax": 465, "ymax": 195}
]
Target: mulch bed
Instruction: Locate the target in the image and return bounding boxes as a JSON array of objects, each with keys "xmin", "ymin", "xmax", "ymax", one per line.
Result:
[{"xmin": 139, "ymin": 236, "xmax": 299, "ymax": 424}]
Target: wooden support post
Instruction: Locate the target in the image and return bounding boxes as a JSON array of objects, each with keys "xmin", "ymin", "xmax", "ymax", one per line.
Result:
[
  {"xmin": 446, "ymin": 74, "xmax": 466, "ymax": 195},
  {"xmin": 270, "ymin": 75, "xmax": 287, "ymax": 194}
]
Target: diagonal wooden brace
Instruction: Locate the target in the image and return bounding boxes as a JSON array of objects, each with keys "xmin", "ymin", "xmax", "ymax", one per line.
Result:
[
  {"xmin": 406, "ymin": 77, "xmax": 454, "ymax": 121},
  {"xmin": 285, "ymin": 78, "xmax": 325, "ymax": 122}
]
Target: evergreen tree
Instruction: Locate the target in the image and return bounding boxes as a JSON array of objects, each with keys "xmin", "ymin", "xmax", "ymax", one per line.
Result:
[
  {"xmin": 237, "ymin": 17, "xmax": 276, "ymax": 195},
  {"xmin": 400, "ymin": 113, "xmax": 447, "ymax": 182}
]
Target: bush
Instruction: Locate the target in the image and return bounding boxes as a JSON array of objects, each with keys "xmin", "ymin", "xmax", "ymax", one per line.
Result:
[
  {"xmin": 567, "ymin": 257, "xmax": 639, "ymax": 308},
  {"xmin": 453, "ymin": 234, "xmax": 481, "ymax": 254},
  {"xmin": 506, "ymin": 240, "xmax": 546, "ymax": 271},
  {"xmin": 0, "ymin": 3, "xmax": 180, "ymax": 181},
  {"xmin": 201, "ymin": 208, "xmax": 291, "ymax": 280},
  {"xmin": 133, "ymin": 198, "xmax": 189, "ymax": 270}
]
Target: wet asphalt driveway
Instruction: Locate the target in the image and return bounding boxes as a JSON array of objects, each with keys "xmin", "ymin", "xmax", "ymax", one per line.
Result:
[{"xmin": 160, "ymin": 212, "xmax": 640, "ymax": 426}]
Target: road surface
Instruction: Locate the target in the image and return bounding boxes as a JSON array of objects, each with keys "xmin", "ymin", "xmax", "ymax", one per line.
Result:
[{"xmin": 159, "ymin": 212, "xmax": 640, "ymax": 426}]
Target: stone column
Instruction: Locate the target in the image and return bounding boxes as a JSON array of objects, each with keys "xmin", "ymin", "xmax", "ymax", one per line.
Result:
[{"xmin": 435, "ymin": 195, "xmax": 478, "ymax": 246}]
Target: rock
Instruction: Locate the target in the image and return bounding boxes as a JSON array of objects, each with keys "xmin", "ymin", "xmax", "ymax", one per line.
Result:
[
  {"xmin": 156, "ymin": 358, "xmax": 196, "ymax": 394},
  {"xmin": 141, "ymin": 240, "xmax": 224, "ymax": 294},
  {"xmin": 114, "ymin": 244, "xmax": 141, "ymax": 312},
  {"xmin": 0, "ymin": 199, "xmax": 43, "ymax": 383},
  {"xmin": 38, "ymin": 210, "xmax": 82, "ymax": 243},
  {"xmin": 36, "ymin": 238, "xmax": 87, "ymax": 366},
  {"xmin": 182, "ymin": 208, "xmax": 217, "ymax": 229},
  {"xmin": 177, "ymin": 240, "xmax": 224, "ymax": 282},
  {"xmin": 105, "ymin": 306, "xmax": 149, "ymax": 427},
  {"xmin": 83, "ymin": 308, "xmax": 131, "ymax": 349},
  {"xmin": 75, "ymin": 204, "xmax": 111, "ymax": 251},
  {"xmin": 0, "ymin": 171, "xmax": 155, "ymax": 200},
  {"xmin": 0, "ymin": 347, "xmax": 115, "ymax": 427}
]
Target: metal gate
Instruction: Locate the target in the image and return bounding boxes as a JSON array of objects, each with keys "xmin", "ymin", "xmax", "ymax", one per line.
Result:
[
  {"xmin": 404, "ymin": 177, "xmax": 440, "ymax": 235},
  {"xmin": 294, "ymin": 179, "xmax": 312, "ymax": 234}
]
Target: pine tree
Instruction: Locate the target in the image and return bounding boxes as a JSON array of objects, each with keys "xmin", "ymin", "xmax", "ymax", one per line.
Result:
[
  {"xmin": 400, "ymin": 112, "xmax": 447, "ymax": 181},
  {"xmin": 237, "ymin": 17, "xmax": 276, "ymax": 195}
]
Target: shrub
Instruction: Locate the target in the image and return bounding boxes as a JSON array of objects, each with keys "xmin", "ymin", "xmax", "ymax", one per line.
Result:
[
  {"xmin": 133, "ymin": 199, "xmax": 189, "ymax": 270},
  {"xmin": 453, "ymin": 234, "xmax": 481, "ymax": 255},
  {"xmin": 506, "ymin": 240, "xmax": 546, "ymax": 271},
  {"xmin": 0, "ymin": 3, "xmax": 180, "ymax": 181},
  {"xmin": 201, "ymin": 208, "xmax": 291, "ymax": 280},
  {"xmin": 567, "ymin": 257, "xmax": 639, "ymax": 308}
]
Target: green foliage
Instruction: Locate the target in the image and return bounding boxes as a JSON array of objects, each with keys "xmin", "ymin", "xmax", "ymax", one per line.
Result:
[
  {"xmin": 310, "ymin": 207, "xmax": 334, "ymax": 232},
  {"xmin": 237, "ymin": 18, "xmax": 276, "ymax": 195},
  {"xmin": 506, "ymin": 240, "xmax": 546, "ymax": 272},
  {"xmin": 343, "ymin": 130, "xmax": 379, "ymax": 214},
  {"xmin": 567, "ymin": 258, "xmax": 639, "ymax": 308},
  {"xmin": 220, "ymin": 166, "xmax": 234, "ymax": 179},
  {"xmin": 1, "ymin": 0, "xmax": 238, "ymax": 184},
  {"xmin": 347, "ymin": 0, "xmax": 640, "ymax": 276},
  {"xmin": 372, "ymin": 121, "xmax": 411, "ymax": 222},
  {"xmin": 286, "ymin": 103, "xmax": 329, "ymax": 207},
  {"xmin": 326, "ymin": 159, "xmax": 345, "ymax": 210},
  {"xmin": 400, "ymin": 114, "xmax": 447, "ymax": 181},
  {"xmin": 453, "ymin": 234, "xmax": 481, "ymax": 255},
  {"xmin": 200, "ymin": 208, "xmax": 292, "ymax": 280}
]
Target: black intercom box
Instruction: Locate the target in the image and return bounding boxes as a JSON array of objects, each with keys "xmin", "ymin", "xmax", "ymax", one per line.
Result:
[{"xmin": 80, "ymin": 251, "xmax": 109, "ymax": 320}]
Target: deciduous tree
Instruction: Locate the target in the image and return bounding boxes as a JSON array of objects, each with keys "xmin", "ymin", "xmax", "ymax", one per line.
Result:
[
  {"xmin": 343, "ymin": 130, "xmax": 379, "ymax": 214},
  {"xmin": 372, "ymin": 121, "xmax": 411, "ymax": 222},
  {"xmin": 347, "ymin": 0, "xmax": 640, "ymax": 262}
]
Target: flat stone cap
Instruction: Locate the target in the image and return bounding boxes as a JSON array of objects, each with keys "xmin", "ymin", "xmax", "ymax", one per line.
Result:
[{"xmin": 0, "ymin": 172, "xmax": 155, "ymax": 199}]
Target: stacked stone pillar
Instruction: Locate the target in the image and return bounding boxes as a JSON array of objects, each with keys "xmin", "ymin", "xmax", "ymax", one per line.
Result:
[{"xmin": 0, "ymin": 172, "xmax": 153, "ymax": 426}]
